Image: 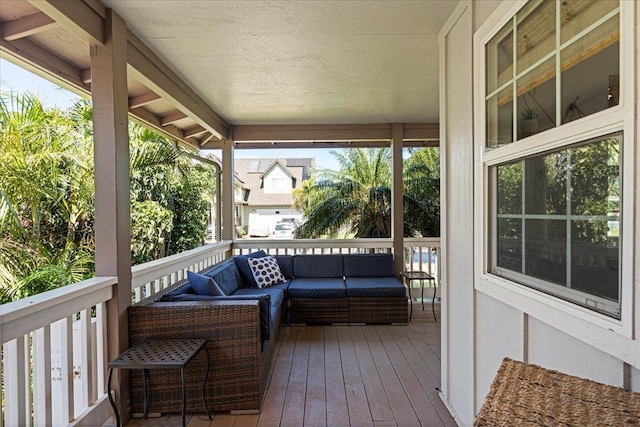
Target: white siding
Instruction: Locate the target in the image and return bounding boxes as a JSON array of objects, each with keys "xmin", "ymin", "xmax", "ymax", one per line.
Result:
[
  {"xmin": 475, "ymin": 293, "xmax": 523, "ymax": 410},
  {"xmin": 439, "ymin": 2, "xmax": 475, "ymax": 425},
  {"xmin": 440, "ymin": 0, "xmax": 640, "ymax": 421},
  {"xmin": 263, "ymin": 165, "xmax": 292, "ymax": 194}
]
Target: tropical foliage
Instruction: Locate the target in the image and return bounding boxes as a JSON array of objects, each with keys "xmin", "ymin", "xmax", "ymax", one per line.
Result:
[
  {"xmin": 0, "ymin": 92, "xmax": 215, "ymax": 303},
  {"xmin": 294, "ymin": 148, "xmax": 439, "ymax": 238}
]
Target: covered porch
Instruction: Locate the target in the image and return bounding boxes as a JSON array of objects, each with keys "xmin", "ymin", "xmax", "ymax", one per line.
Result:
[{"xmin": 2, "ymin": 1, "xmax": 639, "ymax": 427}]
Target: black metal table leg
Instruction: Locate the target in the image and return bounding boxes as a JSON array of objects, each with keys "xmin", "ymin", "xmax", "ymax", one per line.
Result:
[
  {"xmin": 406, "ymin": 279, "xmax": 413, "ymax": 321},
  {"xmin": 107, "ymin": 368, "xmax": 121, "ymax": 427},
  {"xmin": 202, "ymin": 345, "xmax": 212, "ymax": 420},
  {"xmin": 432, "ymin": 279, "xmax": 437, "ymax": 323},
  {"xmin": 142, "ymin": 368, "xmax": 148, "ymax": 419},
  {"xmin": 181, "ymin": 367, "xmax": 186, "ymax": 427},
  {"xmin": 421, "ymin": 278, "xmax": 425, "ymax": 310}
]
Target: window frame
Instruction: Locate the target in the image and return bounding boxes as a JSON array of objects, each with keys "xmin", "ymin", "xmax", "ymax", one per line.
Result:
[{"xmin": 473, "ymin": 0, "xmax": 635, "ymax": 338}]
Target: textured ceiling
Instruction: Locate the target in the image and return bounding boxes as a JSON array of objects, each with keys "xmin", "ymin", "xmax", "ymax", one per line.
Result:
[{"xmin": 101, "ymin": 0, "xmax": 458, "ymax": 125}]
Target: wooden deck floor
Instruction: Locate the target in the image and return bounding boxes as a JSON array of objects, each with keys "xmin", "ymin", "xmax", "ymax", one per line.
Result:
[{"xmin": 121, "ymin": 307, "xmax": 453, "ymax": 427}]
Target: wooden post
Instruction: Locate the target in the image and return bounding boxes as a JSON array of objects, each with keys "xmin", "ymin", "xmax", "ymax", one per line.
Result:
[
  {"xmin": 90, "ymin": 8, "xmax": 131, "ymax": 421},
  {"xmin": 222, "ymin": 139, "xmax": 235, "ymax": 242},
  {"xmin": 391, "ymin": 123, "xmax": 404, "ymax": 277}
]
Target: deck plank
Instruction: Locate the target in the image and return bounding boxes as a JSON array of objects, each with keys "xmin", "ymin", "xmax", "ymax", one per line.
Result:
[
  {"xmin": 304, "ymin": 327, "xmax": 327, "ymax": 427},
  {"xmin": 337, "ymin": 326, "xmax": 374, "ymax": 426},
  {"xmin": 350, "ymin": 327, "xmax": 395, "ymax": 424},
  {"xmin": 258, "ymin": 326, "xmax": 297, "ymax": 426},
  {"xmin": 324, "ymin": 326, "xmax": 350, "ymax": 427},
  {"xmin": 362, "ymin": 327, "xmax": 421, "ymax": 427},
  {"xmin": 375, "ymin": 325, "xmax": 443, "ymax": 426},
  {"xmin": 280, "ymin": 327, "xmax": 310, "ymax": 427}
]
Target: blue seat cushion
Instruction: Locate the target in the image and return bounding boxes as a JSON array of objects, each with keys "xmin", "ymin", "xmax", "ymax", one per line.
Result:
[
  {"xmin": 234, "ymin": 285, "xmax": 287, "ymax": 328},
  {"xmin": 203, "ymin": 260, "xmax": 243, "ymax": 296},
  {"xmin": 288, "ymin": 278, "xmax": 346, "ymax": 298},
  {"xmin": 344, "ymin": 253, "xmax": 394, "ymax": 277},
  {"xmin": 293, "ymin": 255, "xmax": 344, "ymax": 278},
  {"xmin": 345, "ymin": 277, "xmax": 406, "ymax": 297},
  {"xmin": 234, "ymin": 250, "xmax": 268, "ymax": 287}
]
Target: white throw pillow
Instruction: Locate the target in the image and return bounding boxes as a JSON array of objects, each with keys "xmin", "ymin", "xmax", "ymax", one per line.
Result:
[{"xmin": 248, "ymin": 255, "xmax": 286, "ymax": 288}]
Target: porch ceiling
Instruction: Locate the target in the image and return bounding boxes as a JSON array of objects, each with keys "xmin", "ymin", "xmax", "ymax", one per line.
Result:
[
  {"xmin": 0, "ymin": 0, "xmax": 456, "ymax": 147},
  {"xmin": 101, "ymin": 0, "xmax": 456, "ymax": 126}
]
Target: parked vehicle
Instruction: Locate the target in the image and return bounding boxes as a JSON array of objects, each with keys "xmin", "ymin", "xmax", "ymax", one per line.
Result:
[
  {"xmin": 273, "ymin": 222, "xmax": 294, "ymax": 239},
  {"xmin": 248, "ymin": 222, "xmax": 270, "ymax": 237}
]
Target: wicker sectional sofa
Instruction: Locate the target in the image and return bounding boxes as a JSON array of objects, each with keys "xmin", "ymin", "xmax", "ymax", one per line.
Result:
[{"xmin": 127, "ymin": 252, "xmax": 408, "ymax": 415}]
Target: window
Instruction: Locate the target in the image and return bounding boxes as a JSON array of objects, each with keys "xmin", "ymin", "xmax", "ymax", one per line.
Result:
[
  {"xmin": 481, "ymin": 0, "xmax": 630, "ymax": 321},
  {"xmin": 486, "ymin": 0, "xmax": 620, "ymax": 148},
  {"xmin": 489, "ymin": 134, "xmax": 621, "ymax": 317}
]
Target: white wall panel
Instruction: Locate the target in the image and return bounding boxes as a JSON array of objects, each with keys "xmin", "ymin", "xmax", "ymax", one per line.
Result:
[
  {"xmin": 475, "ymin": 293, "xmax": 523, "ymax": 410},
  {"xmin": 632, "ymin": 366, "xmax": 640, "ymax": 393},
  {"xmin": 528, "ymin": 317, "xmax": 624, "ymax": 387},
  {"xmin": 439, "ymin": 2, "xmax": 474, "ymax": 424}
]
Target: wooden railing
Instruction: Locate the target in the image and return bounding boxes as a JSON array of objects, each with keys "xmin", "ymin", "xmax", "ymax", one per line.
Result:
[{"xmin": 1, "ymin": 237, "xmax": 439, "ymax": 426}]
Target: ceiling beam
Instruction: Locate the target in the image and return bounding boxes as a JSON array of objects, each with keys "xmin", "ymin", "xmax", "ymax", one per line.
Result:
[
  {"xmin": 227, "ymin": 140, "xmax": 392, "ymax": 149},
  {"xmin": 160, "ymin": 111, "xmax": 188, "ymax": 126},
  {"xmin": 128, "ymin": 91, "xmax": 161, "ymax": 109},
  {"xmin": 28, "ymin": 0, "xmax": 105, "ymax": 45},
  {"xmin": 126, "ymin": 31, "xmax": 229, "ymax": 141},
  {"xmin": 232, "ymin": 124, "xmax": 393, "ymax": 142},
  {"xmin": 231, "ymin": 123, "xmax": 439, "ymax": 143},
  {"xmin": 0, "ymin": 12, "xmax": 57, "ymax": 41},
  {"xmin": 81, "ymin": 68, "xmax": 92, "ymax": 84}
]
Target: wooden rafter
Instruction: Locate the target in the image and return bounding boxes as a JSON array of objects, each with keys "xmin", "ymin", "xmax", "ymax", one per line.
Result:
[
  {"xmin": 128, "ymin": 91, "xmax": 161, "ymax": 109},
  {"xmin": 28, "ymin": 0, "xmax": 105, "ymax": 45},
  {"xmin": 0, "ymin": 12, "xmax": 57, "ymax": 41}
]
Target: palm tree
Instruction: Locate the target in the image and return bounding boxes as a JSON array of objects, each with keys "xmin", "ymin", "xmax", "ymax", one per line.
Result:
[
  {"xmin": 295, "ymin": 148, "xmax": 439, "ymax": 239},
  {"xmin": 0, "ymin": 93, "xmax": 94, "ymax": 302}
]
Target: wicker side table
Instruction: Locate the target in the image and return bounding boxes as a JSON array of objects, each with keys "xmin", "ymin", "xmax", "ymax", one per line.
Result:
[{"xmin": 107, "ymin": 339, "xmax": 211, "ymax": 427}]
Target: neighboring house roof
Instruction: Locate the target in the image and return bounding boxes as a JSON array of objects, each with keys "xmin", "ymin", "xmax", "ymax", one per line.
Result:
[{"xmin": 235, "ymin": 158, "xmax": 315, "ymax": 206}]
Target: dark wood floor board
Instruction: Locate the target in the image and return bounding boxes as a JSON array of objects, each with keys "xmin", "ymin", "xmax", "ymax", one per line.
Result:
[
  {"xmin": 304, "ymin": 327, "xmax": 327, "ymax": 427},
  {"xmin": 362, "ymin": 327, "xmax": 421, "ymax": 427}
]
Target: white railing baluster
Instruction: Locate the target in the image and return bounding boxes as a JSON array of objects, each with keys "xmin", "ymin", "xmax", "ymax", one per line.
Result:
[
  {"xmin": 4, "ymin": 337, "xmax": 27, "ymax": 427},
  {"xmin": 96, "ymin": 302, "xmax": 107, "ymax": 395},
  {"xmin": 60, "ymin": 316, "xmax": 74, "ymax": 424},
  {"xmin": 33, "ymin": 326, "xmax": 53, "ymax": 426},
  {"xmin": 80, "ymin": 309, "xmax": 93, "ymax": 407}
]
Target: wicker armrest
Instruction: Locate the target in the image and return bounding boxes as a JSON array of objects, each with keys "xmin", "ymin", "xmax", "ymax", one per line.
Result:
[{"xmin": 128, "ymin": 300, "xmax": 265, "ymax": 413}]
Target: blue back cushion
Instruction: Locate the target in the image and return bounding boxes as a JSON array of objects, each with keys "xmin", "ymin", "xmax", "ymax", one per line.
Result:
[
  {"xmin": 234, "ymin": 250, "xmax": 268, "ymax": 287},
  {"xmin": 344, "ymin": 253, "xmax": 394, "ymax": 277},
  {"xmin": 204, "ymin": 259, "xmax": 242, "ymax": 295},
  {"xmin": 187, "ymin": 271, "xmax": 225, "ymax": 296},
  {"xmin": 274, "ymin": 255, "xmax": 294, "ymax": 279},
  {"xmin": 293, "ymin": 255, "xmax": 344, "ymax": 278}
]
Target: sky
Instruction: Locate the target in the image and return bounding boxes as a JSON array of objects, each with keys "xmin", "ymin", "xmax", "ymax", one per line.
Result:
[{"xmin": 1, "ymin": 57, "xmax": 345, "ymax": 170}]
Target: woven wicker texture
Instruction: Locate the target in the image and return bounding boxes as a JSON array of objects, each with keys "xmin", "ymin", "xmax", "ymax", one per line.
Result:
[
  {"xmin": 289, "ymin": 298, "xmax": 348, "ymax": 324},
  {"xmin": 128, "ymin": 299, "xmax": 280, "ymax": 414},
  {"xmin": 349, "ymin": 297, "xmax": 408, "ymax": 324},
  {"xmin": 474, "ymin": 357, "xmax": 640, "ymax": 426}
]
